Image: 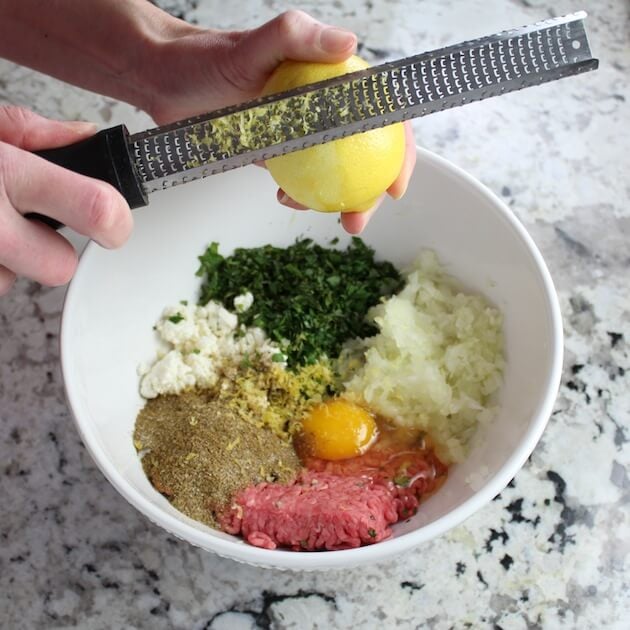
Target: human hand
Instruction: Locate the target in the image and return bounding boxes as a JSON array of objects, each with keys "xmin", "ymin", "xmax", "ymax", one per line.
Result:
[
  {"xmin": 0, "ymin": 106, "xmax": 132, "ymax": 295},
  {"xmin": 140, "ymin": 10, "xmax": 415, "ymax": 234}
]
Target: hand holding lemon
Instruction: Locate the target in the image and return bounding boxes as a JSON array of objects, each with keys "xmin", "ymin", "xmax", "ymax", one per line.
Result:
[
  {"xmin": 263, "ymin": 55, "xmax": 415, "ymax": 234},
  {"xmin": 153, "ymin": 8, "xmax": 414, "ymax": 235},
  {"xmin": 0, "ymin": 8, "xmax": 411, "ymax": 298}
]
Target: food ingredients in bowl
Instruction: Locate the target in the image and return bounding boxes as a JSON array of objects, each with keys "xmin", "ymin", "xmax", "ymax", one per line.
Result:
[
  {"xmin": 141, "ymin": 314, "xmax": 335, "ymax": 438},
  {"xmin": 196, "ymin": 237, "xmax": 403, "ymax": 366},
  {"xmin": 134, "ymin": 390, "xmax": 300, "ymax": 526},
  {"xmin": 221, "ymin": 471, "xmax": 401, "ymax": 550},
  {"xmin": 215, "ymin": 360, "xmax": 334, "ymax": 439},
  {"xmin": 339, "ymin": 251, "xmax": 504, "ymax": 463},
  {"xmin": 223, "ymin": 429, "xmax": 447, "ymax": 550},
  {"xmin": 297, "ymin": 398, "xmax": 378, "ymax": 460},
  {"xmin": 134, "ymin": 239, "xmax": 503, "ymax": 551},
  {"xmin": 138, "ymin": 297, "xmax": 281, "ymax": 398}
]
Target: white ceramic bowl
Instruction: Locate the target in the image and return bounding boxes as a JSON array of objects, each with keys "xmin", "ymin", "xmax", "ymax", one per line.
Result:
[{"xmin": 61, "ymin": 147, "xmax": 563, "ymax": 570}]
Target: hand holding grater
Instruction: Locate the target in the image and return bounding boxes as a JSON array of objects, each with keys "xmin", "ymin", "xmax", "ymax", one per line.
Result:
[{"xmin": 31, "ymin": 12, "xmax": 598, "ymax": 229}]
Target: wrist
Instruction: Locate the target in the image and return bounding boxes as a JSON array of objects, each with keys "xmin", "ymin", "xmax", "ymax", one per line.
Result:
[{"xmin": 0, "ymin": 0, "xmax": 201, "ymax": 119}]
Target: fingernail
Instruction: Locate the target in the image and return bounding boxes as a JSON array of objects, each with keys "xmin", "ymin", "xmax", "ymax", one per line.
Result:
[
  {"xmin": 390, "ymin": 182, "xmax": 408, "ymax": 201},
  {"xmin": 320, "ymin": 27, "xmax": 355, "ymax": 53}
]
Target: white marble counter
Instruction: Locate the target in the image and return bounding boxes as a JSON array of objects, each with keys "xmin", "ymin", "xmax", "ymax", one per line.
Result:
[{"xmin": 1, "ymin": 1, "xmax": 628, "ymax": 628}]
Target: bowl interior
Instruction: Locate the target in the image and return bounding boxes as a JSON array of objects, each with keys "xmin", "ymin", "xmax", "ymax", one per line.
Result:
[{"xmin": 61, "ymin": 148, "xmax": 561, "ymax": 569}]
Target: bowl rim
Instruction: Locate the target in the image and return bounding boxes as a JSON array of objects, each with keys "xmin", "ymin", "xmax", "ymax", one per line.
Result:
[{"xmin": 60, "ymin": 145, "xmax": 564, "ymax": 570}]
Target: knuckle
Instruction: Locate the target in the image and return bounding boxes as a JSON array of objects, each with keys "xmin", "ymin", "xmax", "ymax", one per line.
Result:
[
  {"xmin": 0, "ymin": 106, "xmax": 34, "ymax": 145},
  {"xmin": 276, "ymin": 9, "xmax": 309, "ymax": 39},
  {"xmin": 0, "ymin": 105, "xmax": 30, "ymax": 126},
  {"xmin": 0, "ymin": 143, "xmax": 21, "ymax": 188},
  {"xmin": 83, "ymin": 183, "xmax": 131, "ymax": 248},
  {"xmin": 84, "ymin": 183, "xmax": 116, "ymax": 234},
  {"xmin": 46, "ymin": 246, "xmax": 78, "ymax": 286}
]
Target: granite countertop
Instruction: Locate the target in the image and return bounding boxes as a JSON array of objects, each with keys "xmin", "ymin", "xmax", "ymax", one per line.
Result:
[{"xmin": 1, "ymin": 1, "xmax": 628, "ymax": 628}]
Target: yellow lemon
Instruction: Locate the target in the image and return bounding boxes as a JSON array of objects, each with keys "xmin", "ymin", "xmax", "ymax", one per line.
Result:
[
  {"xmin": 298, "ymin": 398, "xmax": 378, "ymax": 461},
  {"xmin": 262, "ymin": 56, "xmax": 405, "ymax": 213}
]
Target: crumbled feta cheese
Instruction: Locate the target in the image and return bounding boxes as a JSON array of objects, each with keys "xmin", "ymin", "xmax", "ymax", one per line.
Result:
[
  {"xmin": 195, "ymin": 332, "xmax": 219, "ymax": 357},
  {"xmin": 233, "ymin": 292, "xmax": 254, "ymax": 313},
  {"xmin": 203, "ymin": 302, "xmax": 238, "ymax": 335},
  {"xmin": 156, "ymin": 305, "xmax": 197, "ymax": 346},
  {"xmin": 139, "ymin": 299, "xmax": 281, "ymax": 398},
  {"xmin": 235, "ymin": 327, "xmax": 278, "ymax": 361},
  {"xmin": 140, "ymin": 350, "xmax": 195, "ymax": 398},
  {"xmin": 183, "ymin": 352, "xmax": 218, "ymax": 389}
]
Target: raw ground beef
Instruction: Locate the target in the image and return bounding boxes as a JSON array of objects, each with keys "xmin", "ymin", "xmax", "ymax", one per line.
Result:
[
  {"xmin": 220, "ymin": 471, "xmax": 400, "ymax": 551},
  {"xmin": 306, "ymin": 446, "xmax": 447, "ymax": 518},
  {"xmin": 305, "ymin": 446, "xmax": 446, "ymax": 491},
  {"xmin": 220, "ymin": 445, "xmax": 448, "ymax": 551}
]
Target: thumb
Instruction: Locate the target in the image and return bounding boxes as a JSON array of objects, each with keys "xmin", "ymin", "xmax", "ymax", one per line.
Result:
[
  {"xmin": 0, "ymin": 106, "xmax": 97, "ymax": 151},
  {"xmin": 234, "ymin": 10, "xmax": 357, "ymax": 79}
]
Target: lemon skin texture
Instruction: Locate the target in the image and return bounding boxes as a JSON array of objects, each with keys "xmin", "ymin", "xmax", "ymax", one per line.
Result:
[{"xmin": 262, "ymin": 56, "xmax": 405, "ymax": 213}]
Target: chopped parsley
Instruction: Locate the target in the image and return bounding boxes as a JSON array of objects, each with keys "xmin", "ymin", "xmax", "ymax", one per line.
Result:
[
  {"xmin": 368, "ymin": 528, "xmax": 377, "ymax": 538},
  {"xmin": 168, "ymin": 313, "xmax": 185, "ymax": 324},
  {"xmin": 196, "ymin": 238, "xmax": 403, "ymax": 367},
  {"xmin": 393, "ymin": 475, "xmax": 411, "ymax": 487}
]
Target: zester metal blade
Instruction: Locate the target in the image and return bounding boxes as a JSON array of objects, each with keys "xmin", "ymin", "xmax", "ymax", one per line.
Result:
[{"xmin": 130, "ymin": 12, "xmax": 597, "ymax": 194}]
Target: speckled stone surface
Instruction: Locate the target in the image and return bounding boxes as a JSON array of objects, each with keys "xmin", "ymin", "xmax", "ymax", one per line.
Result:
[{"xmin": 1, "ymin": 1, "xmax": 628, "ymax": 628}]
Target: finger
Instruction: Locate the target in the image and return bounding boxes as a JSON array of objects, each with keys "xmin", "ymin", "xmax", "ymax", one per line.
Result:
[
  {"xmin": 341, "ymin": 202, "xmax": 381, "ymax": 235},
  {"xmin": 253, "ymin": 160, "xmax": 267, "ymax": 168},
  {"xmin": 277, "ymin": 185, "xmax": 379, "ymax": 229},
  {"xmin": 0, "ymin": 208, "xmax": 78, "ymax": 286},
  {"xmin": 0, "ymin": 105, "xmax": 97, "ymax": 150},
  {"xmin": 235, "ymin": 10, "xmax": 356, "ymax": 79},
  {"xmin": 2, "ymin": 144, "xmax": 132, "ymax": 248},
  {"xmin": 277, "ymin": 188, "xmax": 308, "ymax": 210},
  {"xmin": 0, "ymin": 264, "xmax": 17, "ymax": 296},
  {"xmin": 387, "ymin": 121, "xmax": 417, "ymax": 200}
]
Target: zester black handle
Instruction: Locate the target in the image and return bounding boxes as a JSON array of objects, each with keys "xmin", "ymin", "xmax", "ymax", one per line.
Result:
[{"xmin": 28, "ymin": 124, "xmax": 148, "ymax": 230}]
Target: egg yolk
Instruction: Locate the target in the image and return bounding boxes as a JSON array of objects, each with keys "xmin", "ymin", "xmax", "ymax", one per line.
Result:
[{"xmin": 299, "ymin": 399, "xmax": 378, "ymax": 461}]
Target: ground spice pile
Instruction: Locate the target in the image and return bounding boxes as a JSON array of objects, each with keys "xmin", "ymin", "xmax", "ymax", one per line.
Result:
[{"xmin": 134, "ymin": 390, "xmax": 300, "ymax": 527}]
